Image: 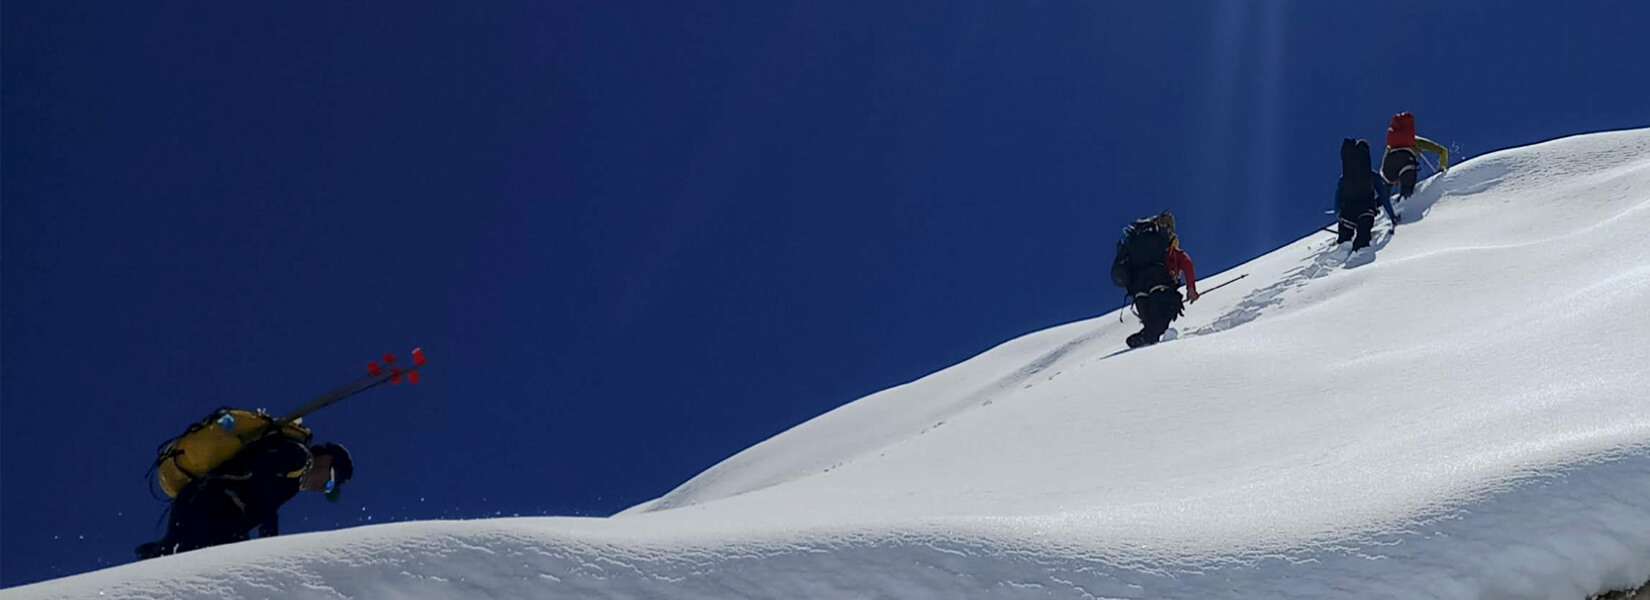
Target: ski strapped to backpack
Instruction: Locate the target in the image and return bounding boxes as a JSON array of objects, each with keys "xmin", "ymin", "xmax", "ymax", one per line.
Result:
[
  {"xmin": 149, "ymin": 347, "xmax": 428, "ymax": 499},
  {"xmin": 280, "ymin": 348, "xmax": 427, "ymax": 425}
]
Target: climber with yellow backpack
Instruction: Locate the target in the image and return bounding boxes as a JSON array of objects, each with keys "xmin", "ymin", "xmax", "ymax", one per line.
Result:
[
  {"xmin": 136, "ymin": 348, "xmax": 425, "ymax": 559},
  {"xmin": 137, "ymin": 409, "xmax": 354, "ymax": 558}
]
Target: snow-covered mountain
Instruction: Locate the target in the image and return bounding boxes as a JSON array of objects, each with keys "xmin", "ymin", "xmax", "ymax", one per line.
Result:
[{"xmin": 10, "ymin": 128, "xmax": 1650, "ymax": 600}]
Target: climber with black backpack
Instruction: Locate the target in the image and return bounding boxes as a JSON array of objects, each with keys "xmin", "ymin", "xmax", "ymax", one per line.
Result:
[
  {"xmin": 1380, "ymin": 112, "xmax": 1450, "ymax": 201},
  {"xmin": 1111, "ymin": 211, "xmax": 1199, "ymax": 348},
  {"xmin": 136, "ymin": 408, "xmax": 355, "ymax": 559},
  {"xmin": 1336, "ymin": 138, "xmax": 1397, "ymax": 252}
]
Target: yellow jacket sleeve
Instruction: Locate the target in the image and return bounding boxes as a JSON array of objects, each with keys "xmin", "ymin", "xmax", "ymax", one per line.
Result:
[{"xmin": 1415, "ymin": 136, "xmax": 1450, "ymax": 170}]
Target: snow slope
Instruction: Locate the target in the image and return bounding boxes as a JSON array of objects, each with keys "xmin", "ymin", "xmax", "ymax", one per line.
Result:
[{"xmin": 9, "ymin": 128, "xmax": 1650, "ymax": 599}]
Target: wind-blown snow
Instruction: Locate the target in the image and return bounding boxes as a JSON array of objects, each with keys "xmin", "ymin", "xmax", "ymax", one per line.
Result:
[{"xmin": 10, "ymin": 128, "xmax": 1650, "ymax": 599}]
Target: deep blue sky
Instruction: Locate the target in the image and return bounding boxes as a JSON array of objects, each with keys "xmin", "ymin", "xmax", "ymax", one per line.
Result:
[{"xmin": 4, "ymin": 1, "xmax": 1646, "ymax": 587}]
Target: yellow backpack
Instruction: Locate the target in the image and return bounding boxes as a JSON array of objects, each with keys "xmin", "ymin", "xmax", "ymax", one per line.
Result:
[{"xmin": 153, "ymin": 408, "xmax": 313, "ymax": 498}]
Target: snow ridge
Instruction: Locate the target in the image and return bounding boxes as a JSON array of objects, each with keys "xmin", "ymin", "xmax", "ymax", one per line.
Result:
[{"xmin": 10, "ymin": 128, "xmax": 1650, "ymax": 600}]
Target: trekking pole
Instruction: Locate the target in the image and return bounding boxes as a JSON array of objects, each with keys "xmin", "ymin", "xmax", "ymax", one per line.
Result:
[
  {"xmin": 1197, "ymin": 273, "xmax": 1249, "ymax": 297},
  {"xmin": 277, "ymin": 348, "xmax": 428, "ymax": 425},
  {"xmin": 1318, "ymin": 215, "xmax": 1341, "ymax": 236},
  {"xmin": 1419, "ymin": 152, "xmax": 1440, "ymax": 174}
]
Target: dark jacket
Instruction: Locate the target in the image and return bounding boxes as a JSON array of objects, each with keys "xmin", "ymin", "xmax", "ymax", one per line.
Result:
[
  {"xmin": 141, "ymin": 435, "xmax": 312, "ymax": 557},
  {"xmin": 208, "ymin": 434, "xmax": 312, "ymax": 536}
]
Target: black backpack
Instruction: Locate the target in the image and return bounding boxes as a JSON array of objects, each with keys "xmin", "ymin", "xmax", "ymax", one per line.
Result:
[
  {"xmin": 1338, "ymin": 138, "xmax": 1378, "ymax": 211},
  {"xmin": 1111, "ymin": 219, "xmax": 1172, "ymax": 294}
]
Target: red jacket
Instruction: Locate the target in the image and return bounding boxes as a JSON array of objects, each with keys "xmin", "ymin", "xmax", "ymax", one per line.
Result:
[{"xmin": 1166, "ymin": 247, "xmax": 1197, "ymax": 295}]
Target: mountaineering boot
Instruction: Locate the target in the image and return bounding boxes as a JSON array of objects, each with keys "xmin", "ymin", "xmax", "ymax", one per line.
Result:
[
  {"xmin": 135, "ymin": 541, "xmax": 168, "ymax": 560},
  {"xmin": 1345, "ymin": 247, "xmax": 1376, "ymax": 269},
  {"xmin": 1126, "ymin": 333, "xmax": 1148, "ymax": 349}
]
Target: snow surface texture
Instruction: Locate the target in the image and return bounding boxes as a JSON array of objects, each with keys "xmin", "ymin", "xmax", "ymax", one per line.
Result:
[{"xmin": 10, "ymin": 129, "xmax": 1650, "ymax": 599}]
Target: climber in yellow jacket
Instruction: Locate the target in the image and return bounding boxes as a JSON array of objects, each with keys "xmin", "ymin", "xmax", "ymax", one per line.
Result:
[{"xmin": 1379, "ymin": 112, "xmax": 1450, "ymax": 200}]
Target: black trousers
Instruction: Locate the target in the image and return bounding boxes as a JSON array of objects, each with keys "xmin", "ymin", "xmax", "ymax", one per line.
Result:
[
  {"xmin": 1337, "ymin": 208, "xmax": 1377, "ymax": 250},
  {"xmin": 139, "ymin": 483, "xmax": 250, "ymax": 558},
  {"xmin": 1381, "ymin": 149, "xmax": 1420, "ymax": 198},
  {"xmin": 1132, "ymin": 288, "xmax": 1184, "ymax": 346}
]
